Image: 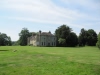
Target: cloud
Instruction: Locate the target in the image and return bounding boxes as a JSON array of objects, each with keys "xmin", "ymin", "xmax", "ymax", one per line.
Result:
[
  {"xmin": 0, "ymin": 0, "xmax": 100, "ymax": 40},
  {"xmin": 1, "ymin": 0, "xmax": 100, "ymax": 22},
  {"xmin": 1, "ymin": 0, "xmax": 90, "ymax": 28}
]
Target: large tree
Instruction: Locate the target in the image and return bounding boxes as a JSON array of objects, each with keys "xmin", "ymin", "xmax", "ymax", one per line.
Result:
[
  {"xmin": 86, "ymin": 29, "xmax": 97, "ymax": 46},
  {"xmin": 96, "ymin": 32, "xmax": 100, "ymax": 49},
  {"xmin": 79, "ymin": 28, "xmax": 97, "ymax": 46},
  {"xmin": 55, "ymin": 25, "xmax": 72, "ymax": 46},
  {"xmin": 55, "ymin": 25, "xmax": 78, "ymax": 47},
  {"xmin": 78, "ymin": 28, "xmax": 87, "ymax": 46},
  {"xmin": 19, "ymin": 28, "xmax": 30, "ymax": 46},
  {"xmin": 7, "ymin": 36, "xmax": 12, "ymax": 46}
]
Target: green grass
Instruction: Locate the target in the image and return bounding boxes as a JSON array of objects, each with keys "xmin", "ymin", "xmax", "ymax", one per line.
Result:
[{"xmin": 0, "ymin": 46, "xmax": 100, "ymax": 75}]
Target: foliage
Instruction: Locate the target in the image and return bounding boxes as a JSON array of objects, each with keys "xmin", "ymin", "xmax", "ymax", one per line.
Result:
[
  {"xmin": 0, "ymin": 32, "xmax": 12, "ymax": 46},
  {"xmin": 55, "ymin": 25, "xmax": 70, "ymax": 46},
  {"xmin": 55, "ymin": 25, "xmax": 72, "ymax": 39},
  {"xmin": 66, "ymin": 32, "xmax": 78, "ymax": 47},
  {"xmin": 19, "ymin": 28, "xmax": 30, "ymax": 46},
  {"xmin": 87, "ymin": 29, "xmax": 97, "ymax": 46},
  {"xmin": 30, "ymin": 32, "xmax": 37, "ymax": 36},
  {"xmin": 58, "ymin": 38, "xmax": 66, "ymax": 47},
  {"xmin": 55, "ymin": 25, "xmax": 78, "ymax": 47},
  {"xmin": 79, "ymin": 28, "xmax": 97, "ymax": 46},
  {"xmin": 96, "ymin": 32, "xmax": 100, "ymax": 49},
  {"xmin": 78, "ymin": 28, "xmax": 87, "ymax": 46}
]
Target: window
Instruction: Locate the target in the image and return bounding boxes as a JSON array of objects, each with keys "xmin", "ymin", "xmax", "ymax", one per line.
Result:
[
  {"xmin": 42, "ymin": 42, "xmax": 43, "ymax": 46},
  {"xmin": 54, "ymin": 38, "xmax": 55, "ymax": 40},
  {"xmin": 54, "ymin": 42, "xmax": 55, "ymax": 46},
  {"xmin": 52, "ymin": 42, "xmax": 53, "ymax": 46}
]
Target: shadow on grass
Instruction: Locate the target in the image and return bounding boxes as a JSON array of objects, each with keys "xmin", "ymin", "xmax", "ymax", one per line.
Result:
[{"xmin": 0, "ymin": 50, "xmax": 9, "ymax": 51}]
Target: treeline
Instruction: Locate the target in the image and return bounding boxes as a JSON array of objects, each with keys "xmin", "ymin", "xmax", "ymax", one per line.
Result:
[
  {"xmin": 0, "ymin": 25, "xmax": 100, "ymax": 49},
  {"xmin": 17, "ymin": 25, "xmax": 100, "ymax": 49},
  {"xmin": 55, "ymin": 25, "xmax": 98, "ymax": 47}
]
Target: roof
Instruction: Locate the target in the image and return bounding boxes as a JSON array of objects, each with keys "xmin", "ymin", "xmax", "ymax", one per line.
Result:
[
  {"xmin": 30, "ymin": 31, "xmax": 55, "ymax": 36},
  {"xmin": 40, "ymin": 32, "xmax": 54, "ymax": 36}
]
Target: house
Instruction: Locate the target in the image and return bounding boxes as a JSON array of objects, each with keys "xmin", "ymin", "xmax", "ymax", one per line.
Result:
[{"xmin": 27, "ymin": 31, "xmax": 56, "ymax": 46}]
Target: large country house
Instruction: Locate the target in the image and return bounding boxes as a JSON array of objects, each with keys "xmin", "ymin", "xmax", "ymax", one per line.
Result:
[{"xmin": 27, "ymin": 31, "xmax": 56, "ymax": 47}]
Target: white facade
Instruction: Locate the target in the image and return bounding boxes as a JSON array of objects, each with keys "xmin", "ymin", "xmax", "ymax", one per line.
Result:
[{"xmin": 28, "ymin": 31, "xmax": 56, "ymax": 47}]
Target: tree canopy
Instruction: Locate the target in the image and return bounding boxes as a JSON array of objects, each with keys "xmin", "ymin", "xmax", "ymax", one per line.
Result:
[
  {"xmin": 0, "ymin": 32, "xmax": 12, "ymax": 46},
  {"xmin": 96, "ymin": 32, "xmax": 100, "ymax": 49},
  {"xmin": 19, "ymin": 28, "xmax": 30, "ymax": 46},
  {"xmin": 55, "ymin": 25, "xmax": 78, "ymax": 47},
  {"xmin": 87, "ymin": 29, "xmax": 97, "ymax": 46},
  {"xmin": 66, "ymin": 32, "xmax": 78, "ymax": 47},
  {"xmin": 78, "ymin": 28, "xmax": 87, "ymax": 46},
  {"xmin": 78, "ymin": 28, "xmax": 97, "ymax": 46},
  {"xmin": 55, "ymin": 25, "xmax": 71, "ymax": 46}
]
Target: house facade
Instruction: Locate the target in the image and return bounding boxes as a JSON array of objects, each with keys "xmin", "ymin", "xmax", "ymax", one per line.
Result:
[{"xmin": 27, "ymin": 31, "xmax": 56, "ymax": 47}]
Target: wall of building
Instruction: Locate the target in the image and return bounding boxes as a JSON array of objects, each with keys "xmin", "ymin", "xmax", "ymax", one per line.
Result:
[
  {"xmin": 28, "ymin": 33, "xmax": 56, "ymax": 47},
  {"xmin": 39, "ymin": 35, "xmax": 56, "ymax": 47}
]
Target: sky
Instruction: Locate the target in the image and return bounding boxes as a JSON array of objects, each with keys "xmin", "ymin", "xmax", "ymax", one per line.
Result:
[{"xmin": 0, "ymin": 0, "xmax": 100, "ymax": 41}]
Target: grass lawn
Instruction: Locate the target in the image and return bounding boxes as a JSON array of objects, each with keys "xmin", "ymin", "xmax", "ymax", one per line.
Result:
[{"xmin": 0, "ymin": 46, "xmax": 100, "ymax": 75}]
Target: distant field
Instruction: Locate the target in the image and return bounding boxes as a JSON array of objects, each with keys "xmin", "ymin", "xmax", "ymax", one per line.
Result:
[{"xmin": 0, "ymin": 46, "xmax": 100, "ymax": 75}]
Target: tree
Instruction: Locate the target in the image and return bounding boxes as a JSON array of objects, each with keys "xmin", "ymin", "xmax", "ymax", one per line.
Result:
[
  {"xmin": 55, "ymin": 25, "xmax": 78, "ymax": 47},
  {"xmin": 19, "ymin": 28, "xmax": 30, "ymax": 46},
  {"xmin": 86, "ymin": 29, "xmax": 97, "ymax": 46},
  {"xmin": 7, "ymin": 36, "xmax": 12, "ymax": 46},
  {"xmin": 55, "ymin": 25, "xmax": 72, "ymax": 46},
  {"xmin": 78, "ymin": 28, "xmax": 87, "ymax": 46},
  {"xmin": 30, "ymin": 32, "xmax": 37, "ymax": 36},
  {"xmin": 96, "ymin": 32, "xmax": 100, "ymax": 49},
  {"xmin": 55, "ymin": 25, "xmax": 72, "ymax": 39},
  {"xmin": 78, "ymin": 29, "xmax": 97, "ymax": 46},
  {"xmin": 58, "ymin": 38, "xmax": 66, "ymax": 47},
  {"xmin": 66, "ymin": 32, "xmax": 78, "ymax": 47},
  {"xmin": 0, "ymin": 33, "xmax": 12, "ymax": 46}
]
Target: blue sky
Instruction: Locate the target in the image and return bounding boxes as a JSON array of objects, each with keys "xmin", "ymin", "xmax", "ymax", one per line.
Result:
[{"xmin": 0, "ymin": 0, "xmax": 100, "ymax": 41}]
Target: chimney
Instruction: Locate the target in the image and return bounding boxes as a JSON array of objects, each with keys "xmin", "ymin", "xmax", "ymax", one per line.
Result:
[
  {"xmin": 49, "ymin": 31, "xmax": 51, "ymax": 34},
  {"xmin": 39, "ymin": 30, "xmax": 41, "ymax": 35}
]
